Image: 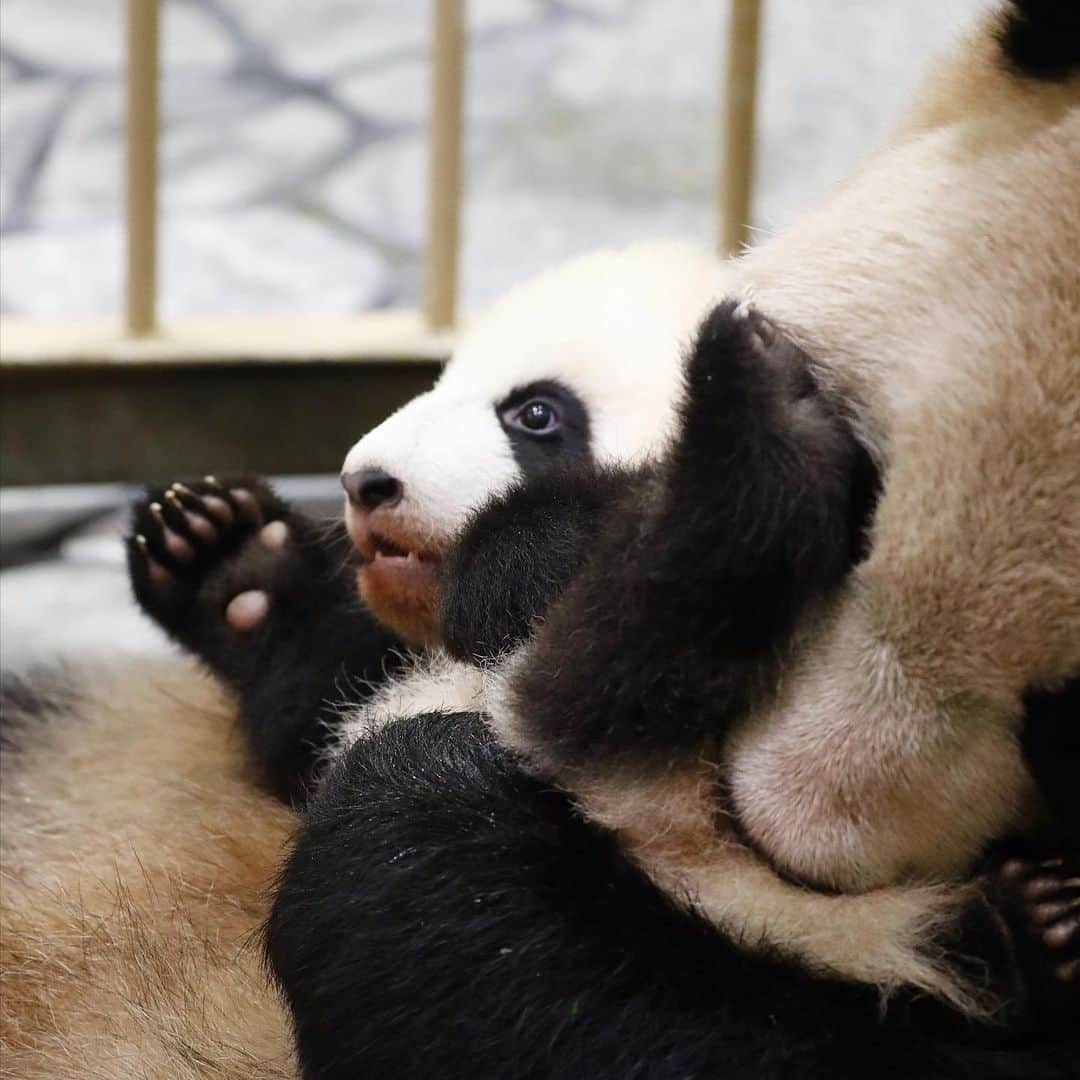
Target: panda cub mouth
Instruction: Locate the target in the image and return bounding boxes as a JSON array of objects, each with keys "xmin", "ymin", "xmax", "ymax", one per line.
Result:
[
  {"xmin": 359, "ymin": 528, "xmax": 440, "ymax": 568},
  {"xmin": 367, "ymin": 531, "xmax": 428, "ymax": 564},
  {"xmin": 350, "ymin": 520, "xmax": 444, "ymax": 644}
]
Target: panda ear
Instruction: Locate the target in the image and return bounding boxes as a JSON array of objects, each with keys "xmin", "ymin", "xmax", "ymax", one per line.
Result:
[{"xmin": 437, "ymin": 465, "xmax": 634, "ymax": 664}]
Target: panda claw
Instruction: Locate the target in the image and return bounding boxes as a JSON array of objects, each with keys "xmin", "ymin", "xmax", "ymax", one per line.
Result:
[
  {"xmin": 128, "ymin": 475, "xmax": 294, "ymax": 639},
  {"xmin": 230, "ymin": 488, "xmax": 264, "ymax": 528},
  {"xmin": 989, "ymin": 850, "xmax": 1080, "ymax": 1022}
]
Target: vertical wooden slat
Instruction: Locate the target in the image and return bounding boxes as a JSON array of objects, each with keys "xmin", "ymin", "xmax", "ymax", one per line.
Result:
[
  {"xmin": 125, "ymin": 0, "xmax": 159, "ymax": 337},
  {"xmin": 719, "ymin": 0, "xmax": 762, "ymax": 257},
  {"xmin": 423, "ymin": 0, "xmax": 466, "ymax": 331}
]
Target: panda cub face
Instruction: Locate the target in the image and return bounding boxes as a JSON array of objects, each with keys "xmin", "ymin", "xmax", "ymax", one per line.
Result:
[{"xmin": 338, "ymin": 243, "xmax": 729, "ymax": 644}]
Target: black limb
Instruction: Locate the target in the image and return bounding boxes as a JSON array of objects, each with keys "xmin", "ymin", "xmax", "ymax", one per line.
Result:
[
  {"xmin": 1021, "ymin": 678, "xmax": 1080, "ymax": 850},
  {"xmin": 507, "ymin": 300, "xmax": 880, "ymax": 774},
  {"xmin": 127, "ymin": 476, "xmax": 405, "ymax": 802},
  {"xmin": 961, "ymin": 845, "xmax": 1080, "ymax": 1040}
]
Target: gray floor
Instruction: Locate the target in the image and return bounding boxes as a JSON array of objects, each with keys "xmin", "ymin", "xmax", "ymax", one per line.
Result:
[
  {"xmin": 1, "ymin": 0, "xmax": 992, "ymax": 663},
  {"xmin": 0, "ymin": 477, "xmax": 343, "ymax": 668}
]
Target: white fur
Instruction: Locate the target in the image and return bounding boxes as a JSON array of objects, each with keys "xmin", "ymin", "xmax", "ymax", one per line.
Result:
[
  {"xmin": 334, "ymin": 652, "xmax": 485, "ymax": 750},
  {"xmin": 341, "ymin": 242, "xmax": 731, "ymax": 545}
]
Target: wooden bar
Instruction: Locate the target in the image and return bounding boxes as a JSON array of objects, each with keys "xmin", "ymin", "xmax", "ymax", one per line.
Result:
[
  {"xmin": 423, "ymin": 0, "xmax": 466, "ymax": 330},
  {"xmin": 719, "ymin": 0, "xmax": 762, "ymax": 257},
  {"xmin": 0, "ymin": 360, "xmax": 443, "ymax": 487},
  {"xmin": 0, "ymin": 312, "xmax": 455, "ymax": 367},
  {"xmin": 125, "ymin": 0, "xmax": 160, "ymax": 337}
]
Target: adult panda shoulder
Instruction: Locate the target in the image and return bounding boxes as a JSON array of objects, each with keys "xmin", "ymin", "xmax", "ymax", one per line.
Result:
[{"xmin": 0, "ymin": 243, "xmax": 725, "ymax": 1079}]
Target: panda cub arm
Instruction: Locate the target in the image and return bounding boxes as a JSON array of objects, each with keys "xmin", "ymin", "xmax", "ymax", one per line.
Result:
[
  {"xmin": 485, "ymin": 300, "xmax": 878, "ymax": 776},
  {"xmin": 127, "ymin": 477, "xmax": 405, "ymax": 804}
]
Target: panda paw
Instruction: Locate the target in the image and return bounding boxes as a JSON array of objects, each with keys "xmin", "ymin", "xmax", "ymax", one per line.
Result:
[
  {"xmin": 127, "ymin": 476, "xmax": 297, "ymax": 640},
  {"xmin": 680, "ymin": 300, "xmax": 822, "ymax": 453},
  {"xmin": 985, "ymin": 851, "xmax": 1079, "ymax": 1030},
  {"xmin": 999, "ymin": 855, "xmax": 1080, "ymax": 981}
]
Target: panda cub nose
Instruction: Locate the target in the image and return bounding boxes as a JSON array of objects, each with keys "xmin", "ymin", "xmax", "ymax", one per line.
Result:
[{"xmin": 342, "ymin": 468, "xmax": 403, "ymax": 511}]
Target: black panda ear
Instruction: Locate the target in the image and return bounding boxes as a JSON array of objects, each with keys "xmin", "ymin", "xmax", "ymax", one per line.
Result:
[{"xmin": 437, "ymin": 464, "xmax": 636, "ymax": 664}]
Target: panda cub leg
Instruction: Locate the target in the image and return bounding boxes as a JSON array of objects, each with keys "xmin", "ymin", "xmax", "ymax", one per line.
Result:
[
  {"xmin": 495, "ymin": 300, "xmax": 877, "ymax": 776},
  {"xmin": 128, "ymin": 476, "xmax": 405, "ymax": 802}
]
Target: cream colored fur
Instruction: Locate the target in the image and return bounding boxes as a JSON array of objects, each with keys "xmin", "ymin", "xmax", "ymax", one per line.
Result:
[
  {"xmin": 488, "ymin": 10, "xmax": 1080, "ymax": 1014},
  {"xmin": 332, "ymin": 650, "xmax": 485, "ymax": 750},
  {"xmin": 725, "ymin": 23, "xmax": 1079, "ymax": 893},
  {"xmin": 0, "ymin": 660, "xmax": 297, "ymax": 1079},
  {"xmin": 340, "ymin": 242, "xmax": 731, "ymax": 562}
]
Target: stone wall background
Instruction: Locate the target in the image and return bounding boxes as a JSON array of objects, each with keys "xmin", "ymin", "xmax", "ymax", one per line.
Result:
[{"xmin": 2, "ymin": 0, "xmax": 989, "ymax": 321}]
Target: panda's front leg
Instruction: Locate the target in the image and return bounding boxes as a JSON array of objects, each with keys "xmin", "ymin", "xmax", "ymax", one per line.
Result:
[
  {"xmin": 488, "ymin": 300, "xmax": 878, "ymax": 779},
  {"xmin": 127, "ymin": 476, "xmax": 406, "ymax": 802}
]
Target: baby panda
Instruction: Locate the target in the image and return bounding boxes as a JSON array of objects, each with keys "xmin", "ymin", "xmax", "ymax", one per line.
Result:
[
  {"xmin": 264, "ymin": 300, "xmax": 1077, "ymax": 1080},
  {"xmin": 125, "ymin": 243, "xmax": 727, "ymax": 806}
]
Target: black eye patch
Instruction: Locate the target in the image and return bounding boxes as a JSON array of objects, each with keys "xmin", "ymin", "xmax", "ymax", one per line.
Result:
[{"xmin": 495, "ymin": 379, "xmax": 591, "ymax": 476}]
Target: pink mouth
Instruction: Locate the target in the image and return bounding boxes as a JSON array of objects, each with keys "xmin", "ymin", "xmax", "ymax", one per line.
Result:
[{"xmin": 346, "ymin": 508, "xmax": 444, "ymax": 644}]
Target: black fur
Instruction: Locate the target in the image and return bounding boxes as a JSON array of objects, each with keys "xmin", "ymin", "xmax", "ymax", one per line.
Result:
[
  {"xmin": 266, "ymin": 711, "xmax": 1079, "ymax": 1079},
  {"xmin": 495, "ymin": 379, "xmax": 592, "ymax": 475},
  {"xmin": 1021, "ymin": 679, "xmax": 1080, "ymax": 847},
  {"xmin": 439, "ymin": 464, "xmax": 636, "ymax": 662},
  {"xmin": 998, "ymin": 0, "xmax": 1080, "ymax": 81},
  {"xmin": 503, "ymin": 301, "xmax": 879, "ymax": 774},
  {"xmin": 127, "ymin": 477, "xmax": 405, "ymax": 803}
]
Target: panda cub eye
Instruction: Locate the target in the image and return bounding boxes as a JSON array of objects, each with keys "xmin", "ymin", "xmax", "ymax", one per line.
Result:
[{"xmin": 504, "ymin": 399, "xmax": 560, "ymax": 435}]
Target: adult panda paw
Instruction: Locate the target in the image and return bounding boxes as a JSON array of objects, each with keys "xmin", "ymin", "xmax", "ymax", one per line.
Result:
[
  {"xmin": 127, "ymin": 476, "xmax": 311, "ymax": 646},
  {"xmin": 978, "ymin": 850, "xmax": 1080, "ymax": 1036}
]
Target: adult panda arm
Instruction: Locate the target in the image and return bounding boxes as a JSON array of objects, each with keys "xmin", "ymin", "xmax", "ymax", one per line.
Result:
[
  {"xmin": 263, "ymin": 710, "xmax": 1077, "ymax": 1078},
  {"xmin": 487, "ymin": 300, "xmax": 879, "ymax": 776},
  {"xmin": 127, "ymin": 477, "xmax": 405, "ymax": 803}
]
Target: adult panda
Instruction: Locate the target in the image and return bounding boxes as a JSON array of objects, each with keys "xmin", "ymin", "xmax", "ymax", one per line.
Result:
[
  {"xmin": 254, "ymin": 1, "xmax": 1079, "ymax": 1076},
  {"xmin": 0, "ymin": 243, "xmax": 726, "ymax": 1079}
]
